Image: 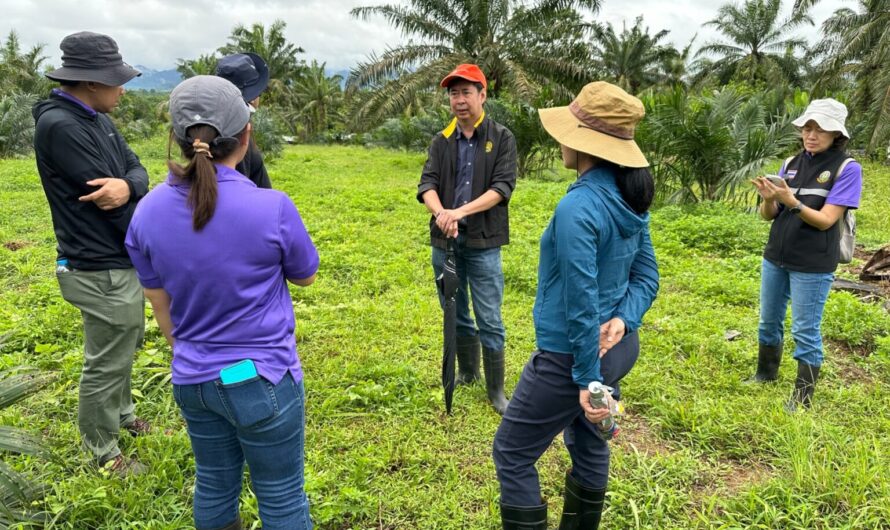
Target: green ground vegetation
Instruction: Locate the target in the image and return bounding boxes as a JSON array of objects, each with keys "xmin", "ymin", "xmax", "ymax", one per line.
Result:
[{"xmin": 1, "ymin": 142, "xmax": 889, "ymax": 528}]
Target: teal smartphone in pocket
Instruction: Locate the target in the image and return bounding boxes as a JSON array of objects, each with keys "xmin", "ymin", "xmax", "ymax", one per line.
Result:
[{"xmin": 219, "ymin": 359, "xmax": 258, "ymax": 385}]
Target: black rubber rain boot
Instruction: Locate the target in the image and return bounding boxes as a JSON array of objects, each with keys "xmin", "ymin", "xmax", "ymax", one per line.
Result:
[
  {"xmin": 746, "ymin": 343, "xmax": 782, "ymax": 383},
  {"xmin": 482, "ymin": 347, "xmax": 509, "ymax": 415},
  {"xmin": 786, "ymin": 361, "xmax": 820, "ymax": 412},
  {"xmin": 558, "ymin": 470, "xmax": 605, "ymax": 530},
  {"xmin": 501, "ymin": 502, "xmax": 548, "ymax": 530},
  {"xmin": 456, "ymin": 335, "xmax": 482, "ymax": 385}
]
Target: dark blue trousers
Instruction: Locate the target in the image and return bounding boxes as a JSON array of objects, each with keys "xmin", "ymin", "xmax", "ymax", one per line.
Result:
[{"xmin": 492, "ymin": 331, "xmax": 640, "ymax": 506}]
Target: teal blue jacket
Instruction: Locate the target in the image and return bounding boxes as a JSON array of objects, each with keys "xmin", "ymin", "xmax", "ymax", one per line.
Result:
[{"xmin": 533, "ymin": 167, "xmax": 659, "ymax": 388}]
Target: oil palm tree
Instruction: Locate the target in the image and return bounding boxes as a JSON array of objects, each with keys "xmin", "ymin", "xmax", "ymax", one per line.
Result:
[
  {"xmin": 590, "ymin": 16, "xmax": 674, "ymax": 93},
  {"xmin": 291, "ymin": 61, "xmax": 344, "ymax": 140},
  {"xmin": 808, "ymin": 0, "xmax": 890, "ymax": 152},
  {"xmin": 348, "ymin": 0, "xmax": 599, "ymax": 127},
  {"xmin": 0, "ymin": 341, "xmax": 53, "ymax": 527},
  {"xmin": 695, "ymin": 0, "xmax": 811, "ymax": 86},
  {"xmin": 638, "ymin": 86, "xmax": 801, "ymax": 203},
  {"xmin": 660, "ymin": 36, "xmax": 697, "ymax": 88},
  {"xmin": 0, "ymin": 31, "xmax": 51, "ymax": 96},
  {"xmin": 217, "ymin": 20, "xmax": 305, "ymax": 82},
  {"xmin": 175, "ymin": 53, "xmax": 218, "ymax": 79}
]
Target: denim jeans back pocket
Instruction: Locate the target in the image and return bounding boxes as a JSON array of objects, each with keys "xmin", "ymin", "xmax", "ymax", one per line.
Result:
[{"xmin": 215, "ymin": 377, "xmax": 278, "ymax": 428}]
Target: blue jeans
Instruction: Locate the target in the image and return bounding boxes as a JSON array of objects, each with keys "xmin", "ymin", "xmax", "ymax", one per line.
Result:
[
  {"xmin": 173, "ymin": 374, "xmax": 312, "ymax": 530},
  {"xmin": 431, "ymin": 234, "xmax": 506, "ymax": 351},
  {"xmin": 758, "ymin": 258, "xmax": 834, "ymax": 367}
]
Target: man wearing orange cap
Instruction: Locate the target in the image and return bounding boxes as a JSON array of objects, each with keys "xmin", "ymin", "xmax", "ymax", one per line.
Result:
[{"xmin": 417, "ymin": 63, "xmax": 518, "ymax": 414}]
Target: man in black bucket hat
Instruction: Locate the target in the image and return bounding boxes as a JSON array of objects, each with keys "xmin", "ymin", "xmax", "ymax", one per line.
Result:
[
  {"xmin": 33, "ymin": 31, "xmax": 150, "ymax": 476},
  {"xmin": 216, "ymin": 52, "xmax": 273, "ymax": 189}
]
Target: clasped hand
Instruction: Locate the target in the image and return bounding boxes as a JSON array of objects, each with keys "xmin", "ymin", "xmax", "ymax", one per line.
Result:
[{"xmin": 435, "ymin": 208, "xmax": 466, "ymax": 238}]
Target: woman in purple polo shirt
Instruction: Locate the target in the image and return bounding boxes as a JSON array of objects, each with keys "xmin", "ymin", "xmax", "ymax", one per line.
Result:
[
  {"xmin": 750, "ymin": 98, "xmax": 862, "ymax": 411},
  {"xmin": 125, "ymin": 76, "xmax": 318, "ymax": 530}
]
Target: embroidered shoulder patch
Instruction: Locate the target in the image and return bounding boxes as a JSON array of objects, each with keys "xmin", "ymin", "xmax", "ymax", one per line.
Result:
[
  {"xmin": 816, "ymin": 170, "xmax": 831, "ymax": 184},
  {"xmin": 485, "ymin": 140, "xmax": 493, "ymax": 153}
]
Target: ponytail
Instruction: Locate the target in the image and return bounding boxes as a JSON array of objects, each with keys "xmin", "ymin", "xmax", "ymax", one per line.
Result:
[
  {"xmin": 600, "ymin": 161, "xmax": 654, "ymax": 215},
  {"xmin": 167, "ymin": 124, "xmax": 246, "ymax": 231}
]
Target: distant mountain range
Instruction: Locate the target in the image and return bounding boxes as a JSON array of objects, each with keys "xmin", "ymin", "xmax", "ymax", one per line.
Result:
[
  {"xmin": 123, "ymin": 66, "xmax": 352, "ymax": 92},
  {"xmin": 126, "ymin": 66, "xmax": 182, "ymax": 91}
]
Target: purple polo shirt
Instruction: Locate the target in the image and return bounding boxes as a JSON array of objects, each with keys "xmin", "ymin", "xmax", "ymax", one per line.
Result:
[
  {"xmin": 780, "ymin": 153, "xmax": 863, "ymax": 208},
  {"xmin": 124, "ymin": 165, "xmax": 319, "ymax": 385}
]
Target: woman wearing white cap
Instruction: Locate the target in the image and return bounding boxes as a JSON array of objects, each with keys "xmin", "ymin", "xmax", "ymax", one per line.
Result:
[
  {"xmin": 492, "ymin": 81, "xmax": 659, "ymax": 530},
  {"xmin": 750, "ymin": 98, "xmax": 863, "ymax": 410}
]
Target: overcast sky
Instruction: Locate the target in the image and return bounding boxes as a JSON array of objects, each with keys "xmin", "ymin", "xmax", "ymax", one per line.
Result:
[{"xmin": 1, "ymin": 0, "xmax": 848, "ymax": 72}]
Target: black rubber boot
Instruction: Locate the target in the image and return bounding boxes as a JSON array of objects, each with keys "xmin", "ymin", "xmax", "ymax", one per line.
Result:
[
  {"xmin": 746, "ymin": 343, "xmax": 782, "ymax": 383},
  {"xmin": 210, "ymin": 517, "xmax": 241, "ymax": 530},
  {"xmin": 482, "ymin": 347, "xmax": 509, "ymax": 415},
  {"xmin": 501, "ymin": 502, "xmax": 548, "ymax": 530},
  {"xmin": 558, "ymin": 470, "xmax": 605, "ymax": 530},
  {"xmin": 456, "ymin": 335, "xmax": 482, "ymax": 385},
  {"xmin": 786, "ymin": 361, "xmax": 820, "ymax": 412}
]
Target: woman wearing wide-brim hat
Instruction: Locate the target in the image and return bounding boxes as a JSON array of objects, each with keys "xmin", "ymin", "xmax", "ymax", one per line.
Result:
[
  {"xmin": 492, "ymin": 82, "xmax": 660, "ymax": 530},
  {"xmin": 749, "ymin": 99, "xmax": 863, "ymax": 411}
]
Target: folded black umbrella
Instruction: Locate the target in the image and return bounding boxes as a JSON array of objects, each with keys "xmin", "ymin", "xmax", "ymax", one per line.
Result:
[{"xmin": 436, "ymin": 238, "xmax": 459, "ymax": 414}]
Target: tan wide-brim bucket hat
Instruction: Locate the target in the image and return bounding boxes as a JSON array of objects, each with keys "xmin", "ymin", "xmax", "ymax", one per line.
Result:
[{"xmin": 539, "ymin": 81, "xmax": 648, "ymax": 168}]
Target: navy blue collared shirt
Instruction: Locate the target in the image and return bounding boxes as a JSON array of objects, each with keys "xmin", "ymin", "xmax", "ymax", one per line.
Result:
[{"xmin": 453, "ymin": 130, "xmax": 478, "ymax": 220}]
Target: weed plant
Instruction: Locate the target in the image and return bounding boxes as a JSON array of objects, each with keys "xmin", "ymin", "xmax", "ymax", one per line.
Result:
[{"xmin": 1, "ymin": 141, "xmax": 889, "ymax": 528}]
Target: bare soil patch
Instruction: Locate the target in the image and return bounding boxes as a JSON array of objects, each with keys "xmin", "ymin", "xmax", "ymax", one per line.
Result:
[
  {"xmin": 613, "ymin": 409, "xmax": 673, "ymax": 457},
  {"xmin": 3, "ymin": 240, "xmax": 28, "ymax": 251}
]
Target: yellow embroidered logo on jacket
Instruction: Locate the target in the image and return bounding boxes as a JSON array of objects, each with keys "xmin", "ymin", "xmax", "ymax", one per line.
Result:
[
  {"xmin": 485, "ymin": 140, "xmax": 493, "ymax": 153},
  {"xmin": 816, "ymin": 171, "xmax": 831, "ymax": 183}
]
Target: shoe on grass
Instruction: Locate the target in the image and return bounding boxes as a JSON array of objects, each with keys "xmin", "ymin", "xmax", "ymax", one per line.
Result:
[
  {"xmin": 100, "ymin": 454, "xmax": 147, "ymax": 477},
  {"xmin": 122, "ymin": 417, "xmax": 151, "ymax": 437}
]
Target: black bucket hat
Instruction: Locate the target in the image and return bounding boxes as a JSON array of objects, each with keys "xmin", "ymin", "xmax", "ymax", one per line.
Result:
[
  {"xmin": 215, "ymin": 53, "xmax": 270, "ymax": 103},
  {"xmin": 46, "ymin": 31, "xmax": 141, "ymax": 86}
]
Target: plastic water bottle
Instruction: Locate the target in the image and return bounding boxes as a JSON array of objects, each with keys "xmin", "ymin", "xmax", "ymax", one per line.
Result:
[
  {"xmin": 55, "ymin": 259, "xmax": 70, "ymax": 273},
  {"xmin": 588, "ymin": 381, "xmax": 621, "ymax": 435}
]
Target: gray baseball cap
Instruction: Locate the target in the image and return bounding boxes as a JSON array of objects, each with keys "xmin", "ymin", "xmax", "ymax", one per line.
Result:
[{"xmin": 169, "ymin": 75, "xmax": 251, "ymax": 141}]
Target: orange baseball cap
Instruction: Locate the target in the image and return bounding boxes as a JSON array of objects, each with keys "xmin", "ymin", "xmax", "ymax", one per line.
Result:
[{"xmin": 440, "ymin": 64, "xmax": 487, "ymax": 90}]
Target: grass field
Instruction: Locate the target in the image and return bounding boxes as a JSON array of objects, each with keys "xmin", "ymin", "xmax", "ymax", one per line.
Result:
[{"xmin": 1, "ymin": 141, "xmax": 889, "ymax": 529}]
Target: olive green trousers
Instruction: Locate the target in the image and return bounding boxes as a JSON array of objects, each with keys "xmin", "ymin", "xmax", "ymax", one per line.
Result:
[{"xmin": 57, "ymin": 268, "xmax": 144, "ymax": 462}]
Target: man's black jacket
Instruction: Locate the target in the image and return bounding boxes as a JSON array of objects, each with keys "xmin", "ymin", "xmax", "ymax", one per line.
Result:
[
  {"xmin": 33, "ymin": 92, "xmax": 149, "ymax": 270},
  {"xmin": 417, "ymin": 115, "xmax": 517, "ymax": 249},
  {"xmin": 236, "ymin": 138, "xmax": 272, "ymax": 189}
]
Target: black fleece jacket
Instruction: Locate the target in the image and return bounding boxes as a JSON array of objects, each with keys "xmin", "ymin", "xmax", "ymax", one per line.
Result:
[{"xmin": 33, "ymin": 92, "xmax": 149, "ymax": 270}]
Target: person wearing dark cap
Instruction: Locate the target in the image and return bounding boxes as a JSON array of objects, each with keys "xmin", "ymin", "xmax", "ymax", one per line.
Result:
[
  {"xmin": 126, "ymin": 75, "xmax": 318, "ymax": 530},
  {"xmin": 417, "ymin": 63, "xmax": 518, "ymax": 414},
  {"xmin": 32, "ymin": 31, "xmax": 150, "ymax": 476},
  {"xmin": 216, "ymin": 52, "xmax": 273, "ymax": 189}
]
